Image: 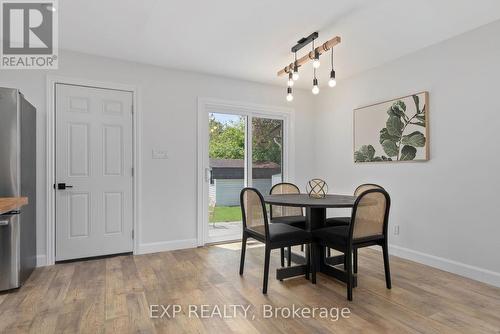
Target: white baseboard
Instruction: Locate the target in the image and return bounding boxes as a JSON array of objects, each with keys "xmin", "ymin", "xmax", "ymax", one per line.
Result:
[
  {"xmin": 34, "ymin": 239, "xmax": 199, "ymax": 266},
  {"xmin": 36, "ymin": 255, "xmax": 47, "ymax": 267},
  {"xmin": 137, "ymin": 238, "xmax": 198, "ymax": 255},
  {"xmin": 388, "ymin": 244, "xmax": 500, "ymax": 288}
]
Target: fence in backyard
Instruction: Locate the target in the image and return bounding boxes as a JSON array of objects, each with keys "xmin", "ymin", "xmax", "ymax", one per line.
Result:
[{"xmin": 209, "ymin": 175, "xmax": 281, "ymax": 206}]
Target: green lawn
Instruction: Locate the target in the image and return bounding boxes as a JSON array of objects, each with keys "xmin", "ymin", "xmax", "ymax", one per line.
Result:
[{"xmin": 209, "ymin": 206, "xmax": 242, "ymax": 223}]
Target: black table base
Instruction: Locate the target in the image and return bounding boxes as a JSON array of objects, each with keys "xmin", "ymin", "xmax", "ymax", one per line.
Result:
[
  {"xmin": 276, "ymin": 249, "xmax": 358, "ymax": 287},
  {"xmin": 275, "ymin": 207, "xmax": 357, "ymax": 287},
  {"xmin": 276, "ymin": 264, "xmax": 307, "ymax": 280}
]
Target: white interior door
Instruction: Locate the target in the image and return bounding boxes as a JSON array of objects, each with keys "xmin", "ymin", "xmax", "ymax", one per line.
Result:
[{"xmin": 55, "ymin": 84, "xmax": 133, "ymax": 261}]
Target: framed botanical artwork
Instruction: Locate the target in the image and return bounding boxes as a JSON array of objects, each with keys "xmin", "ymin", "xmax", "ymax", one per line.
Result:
[{"xmin": 353, "ymin": 92, "xmax": 429, "ymax": 163}]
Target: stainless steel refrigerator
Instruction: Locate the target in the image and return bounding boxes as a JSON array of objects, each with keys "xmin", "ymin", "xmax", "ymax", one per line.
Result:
[{"xmin": 0, "ymin": 87, "xmax": 37, "ymax": 291}]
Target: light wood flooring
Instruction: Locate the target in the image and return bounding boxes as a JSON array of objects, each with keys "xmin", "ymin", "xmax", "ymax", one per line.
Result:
[{"xmin": 1, "ymin": 242, "xmax": 499, "ymax": 333}]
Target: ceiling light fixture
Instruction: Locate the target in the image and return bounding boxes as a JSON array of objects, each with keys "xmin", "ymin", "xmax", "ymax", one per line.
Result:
[
  {"xmin": 287, "ymin": 72, "xmax": 294, "ymax": 87},
  {"xmin": 286, "ymin": 87, "xmax": 294, "ymax": 102},
  {"xmin": 311, "ymin": 40, "xmax": 320, "ymax": 69},
  {"xmin": 328, "ymin": 47, "xmax": 337, "ymax": 88},
  {"xmin": 292, "ymin": 52, "xmax": 299, "ymax": 81},
  {"xmin": 312, "ymin": 69, "xmax": 319, "ymax": 95},
  {"xmin": 313, "ymin": 53, "xmax": 320, "ymax": 69},
  {"xmin": 278, "ymin": 32, "xmax": 341, "ymax": 101}
]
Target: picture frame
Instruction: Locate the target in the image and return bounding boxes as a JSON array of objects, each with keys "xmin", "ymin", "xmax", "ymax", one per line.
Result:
[{"xmin": 353, "ymin": 92, "xmax": 429, "ymax": 163}]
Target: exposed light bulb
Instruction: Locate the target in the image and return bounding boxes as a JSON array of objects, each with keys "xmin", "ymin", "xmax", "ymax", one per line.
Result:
[
  {"xmin": 312, "ymin": 78, "xmax": 319, "ymax": 95},
  {"xmin": 287, "ymin": 72, "xmax": 294, "ymax": 87},
  {"xmin": 312, "ymin": 50, "xmax": 320, "ymax": 69},
  {"xmin": 328, "ymin": 70, "xmax": 336, "ymax": 87},
  {"xmin": 286, "ymin": 87, "xmax": 293, "ymax": 102}
]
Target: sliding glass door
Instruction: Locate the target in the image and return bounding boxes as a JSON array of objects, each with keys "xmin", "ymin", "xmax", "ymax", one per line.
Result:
[
  {"xmin": 200, "ymin": 103, "xmax": 289, "ymax": 245},
  {"xmin": 207, "ymin": 113, "xmax": 246, "ymax": 243},
  {"xmin": 251, "ymin": 117, "xmax": 283, "ymax": 195}
]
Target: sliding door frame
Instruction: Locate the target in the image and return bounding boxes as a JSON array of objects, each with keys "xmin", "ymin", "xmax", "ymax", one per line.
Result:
[{"xmin": 197, "ymin": 98, "xmax": 294, "ymax": 246}]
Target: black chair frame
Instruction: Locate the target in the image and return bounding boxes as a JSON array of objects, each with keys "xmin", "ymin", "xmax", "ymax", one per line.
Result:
[
  {"xmin": 354, "ymin": 183, "xmax": 385, "ymax": 194},
  {"xmin": 326, "ymin": 183, "xmax": 386, "ymax": 258},
  {"xmin": 313, "ymin": 188, "xmax": 392, "ymax": 300},
  {"xmin": 269, "ymin": 182, "xmax": 306, "ymax": 267},
  {"xmin": 239, "ymin": 187, "xmax": 312, "ymax": 294}
]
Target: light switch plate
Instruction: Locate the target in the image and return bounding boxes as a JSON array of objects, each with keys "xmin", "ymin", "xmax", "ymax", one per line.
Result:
[
  {"xmin": 152, "ymin": 149, "xmax": 168, "ymax": 159},
  {"xmin": 394, "ymin": 225, "xmax": 399, "ymax": 235}
]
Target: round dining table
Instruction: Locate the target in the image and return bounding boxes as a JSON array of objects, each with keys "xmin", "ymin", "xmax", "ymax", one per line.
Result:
[{"xmin": 263, "ymin": 193, "xmax": 358, "ymax": 285}]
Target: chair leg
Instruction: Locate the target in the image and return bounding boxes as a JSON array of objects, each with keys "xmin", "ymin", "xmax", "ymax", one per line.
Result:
[
  {"xmin": 287, "ymin": 246, "xmax": 292, "ymax": 266},
  {"xmin": 327, "ymin": 248, "xmax": 331, "ymax": 257},
  {"xmin": 346, "ymin": 249, "xmax": 353, "ymax": 301},
  {"xmin": 305, "ymin": 245, "xmax": 310, "ymax": 280},
  {"xmin": 311, "ymin": 245, "xmax": 317, "ymax": 284},
  {"xmin": 239, "ymin": 235, "xmax": 247, "ymax": 275},
  {"xmin": 382, "ymin": 243, "xmax": 392, "ymax": 289},
  {"xmin": 300, "ymin": 244, "xmax": 304, "ymax": 252},
  {"xmin": 280, "ymin": 247, "xmax": 285, "ymax": 267},
  {"xmin": 353, "ymin": 248, "xmax": 358, "ymax": 274},
  {"xmin": 263, "ymin": 246, "xmax": 271, "ymax": 294}
]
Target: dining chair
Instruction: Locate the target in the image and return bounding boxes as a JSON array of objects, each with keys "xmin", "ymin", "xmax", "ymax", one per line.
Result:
[
  {"xmin": 325, "ymin": 183, "xmax": 385, "ymax": 227},
  {"xmin": 325, "ymin": 183, "xmax": 385, "ymax": 265},
  {"xmin": 312, "ymin": 188, "xmax": 391, "ymax": 300},
  {"xmin": 239, "ymin": 187, "xmax": 312, "ymax": 294},
  {"xmin": 269, "ymin": 182, "xmax": 306, "ymax": 267}
]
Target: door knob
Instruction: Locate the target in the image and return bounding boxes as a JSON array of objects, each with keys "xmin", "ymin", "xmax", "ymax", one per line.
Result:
[{"xmin": 56, "ymin": 183, "xmax": 73, "ymax": 190}]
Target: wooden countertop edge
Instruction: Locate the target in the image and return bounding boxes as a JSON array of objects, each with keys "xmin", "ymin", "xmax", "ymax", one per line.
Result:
[{"xmin": 0, "ymin": 197, "xmax": 29, "ymax": 215}]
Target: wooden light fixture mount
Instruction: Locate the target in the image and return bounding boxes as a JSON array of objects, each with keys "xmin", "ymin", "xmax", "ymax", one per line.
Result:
[{"xmin": 277, "ymin": 33, "xmax": 341, "ymax": 77}]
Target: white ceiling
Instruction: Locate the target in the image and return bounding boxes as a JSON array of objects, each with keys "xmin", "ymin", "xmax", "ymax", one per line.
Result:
[{"xmin": 59, "ymin": 0, "xmax": 500, "ymax": 88}]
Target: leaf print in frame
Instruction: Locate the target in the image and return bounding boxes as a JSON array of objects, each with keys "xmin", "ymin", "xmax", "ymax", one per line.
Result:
[{"xmin": 353, "ymin": 92, "xmax": 429, "ymax": 163}]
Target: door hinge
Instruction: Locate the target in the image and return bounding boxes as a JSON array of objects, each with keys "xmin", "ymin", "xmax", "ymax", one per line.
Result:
[
  {"xmin": 131, "ymin": 167, "xmax": 134, "ymax": 177},
  {"xmin": 132, "ymin": 229, "xmax": 135, "ymax": 240},
  {"xmin": 131, "ymin": 105, "xmax": 134, "ymax": 115}
]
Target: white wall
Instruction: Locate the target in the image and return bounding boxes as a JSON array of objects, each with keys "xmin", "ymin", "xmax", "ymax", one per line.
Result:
[
  {"xmin": 313, "ymin": 21, "xmax": 500, "ymax": 286},
  {"xmin": 0, "ymin": 50, "xmax": 315, "ymax": 262}
]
